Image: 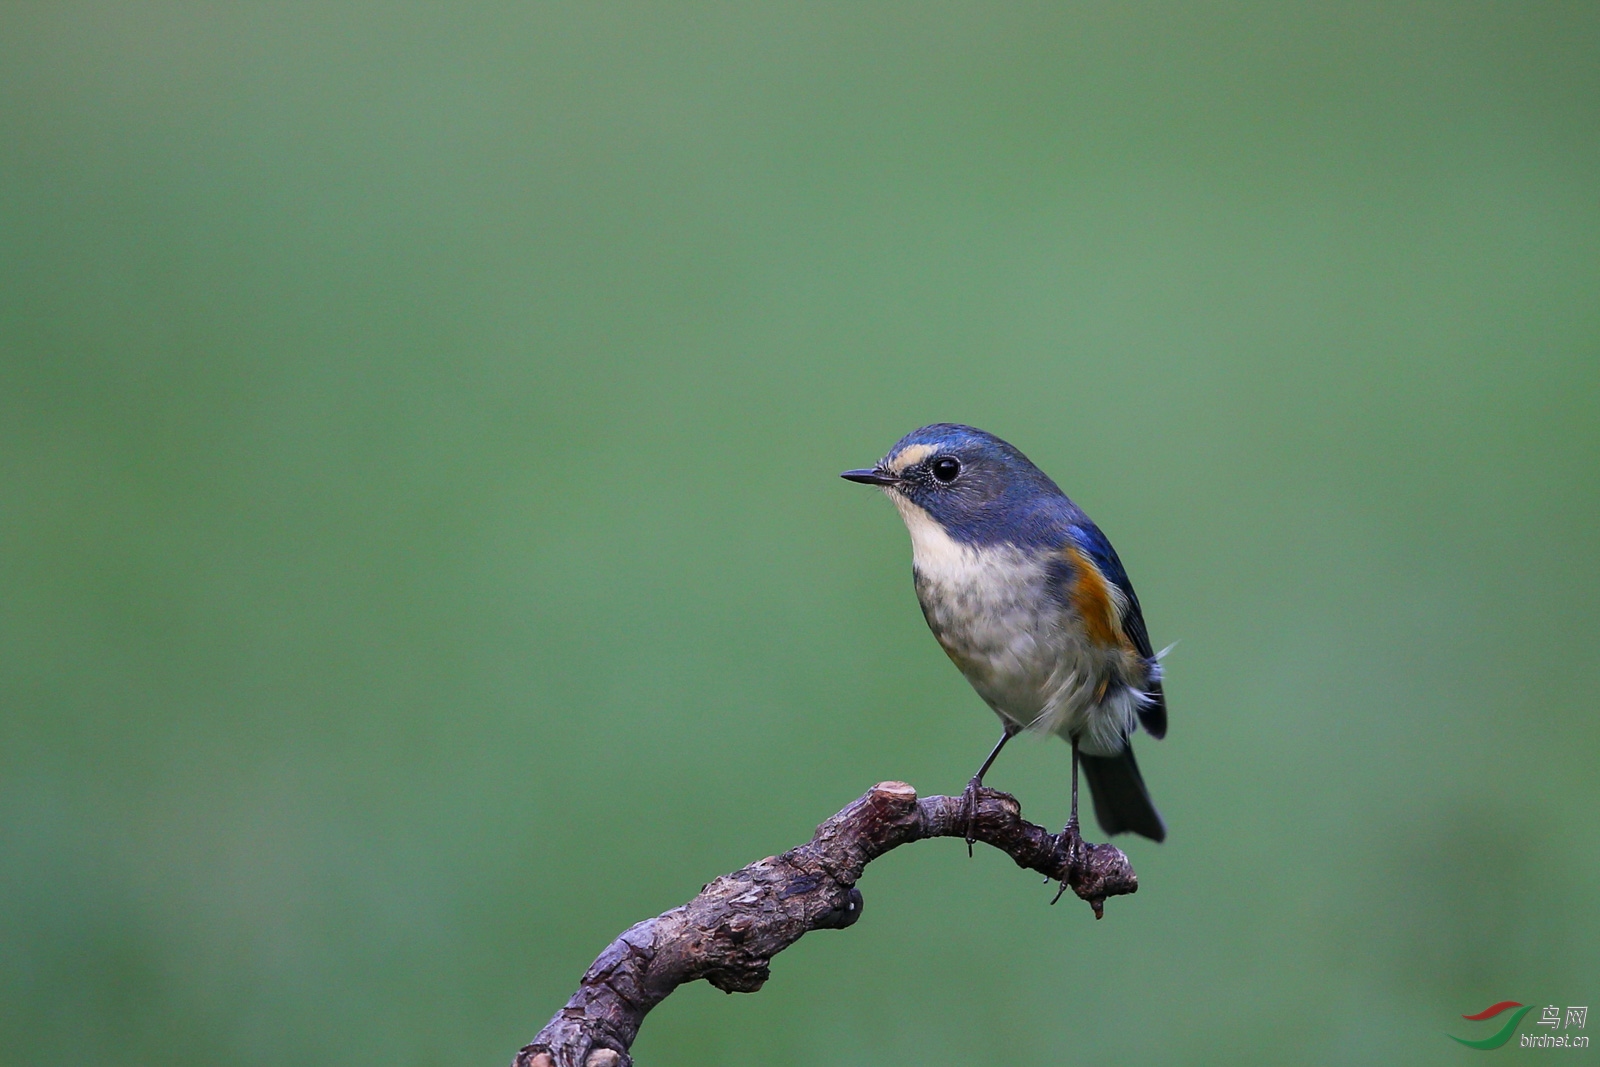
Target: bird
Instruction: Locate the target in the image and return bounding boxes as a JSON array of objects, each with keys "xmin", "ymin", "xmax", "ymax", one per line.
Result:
[{"xmin": 842, "ymin": 423, "xmax": 1167, "ymax": 847}]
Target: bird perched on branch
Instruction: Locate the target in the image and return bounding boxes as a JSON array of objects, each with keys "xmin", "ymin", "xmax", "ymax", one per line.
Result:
[{"xmin": 842, "ymin": 423, "xmax": 1167, "ymax": 847}]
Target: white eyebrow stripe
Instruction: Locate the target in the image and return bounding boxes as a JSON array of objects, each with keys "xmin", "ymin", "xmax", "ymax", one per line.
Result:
[{"xmin": 886, "ymin": 443, "xmax": 936, "ymax": 473}]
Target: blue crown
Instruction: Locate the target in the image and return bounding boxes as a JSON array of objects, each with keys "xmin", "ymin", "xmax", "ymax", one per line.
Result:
[{"xmin": 872, "ymin": 424, "xmax": 1075, "ymax": 549}]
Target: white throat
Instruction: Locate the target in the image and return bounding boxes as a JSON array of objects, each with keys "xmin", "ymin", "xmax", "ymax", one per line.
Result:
[{"xmin": 888, "ymin": 492, "xmax": 974, "ymax": 573}]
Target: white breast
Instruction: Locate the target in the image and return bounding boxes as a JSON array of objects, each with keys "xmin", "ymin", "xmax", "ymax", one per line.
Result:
[{"xmin": 892, "ymin": 493, "xmax": 1135, "ymax": 754}]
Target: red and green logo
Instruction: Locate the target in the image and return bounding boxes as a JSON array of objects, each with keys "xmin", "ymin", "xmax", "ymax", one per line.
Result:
[{"xmin": 1450, "ymin": 1001, "xmax": 1535, "ymax": 1050}]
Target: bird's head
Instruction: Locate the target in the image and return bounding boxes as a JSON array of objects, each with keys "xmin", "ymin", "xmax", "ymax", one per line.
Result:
[{"xmin": 841, "ymin": 424, "xmax": 1064, "ymax": 547}]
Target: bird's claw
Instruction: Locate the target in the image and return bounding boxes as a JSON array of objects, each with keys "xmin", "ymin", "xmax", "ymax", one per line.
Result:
[
  {"xmin": 1049, "ymin": 818, "xmax": 1085, "ymax": 906},
  {"xmin": 959, "ymin": 776, "xmax": 984, "ymax": 857}
]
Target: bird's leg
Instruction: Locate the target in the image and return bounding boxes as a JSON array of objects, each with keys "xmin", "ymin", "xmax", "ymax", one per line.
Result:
[
  {"xmin": 1050, "ymin": 739, "xmax": 1085, "ymax": 904},
  {"xmin": 1067, "ymin": 737, "xmax": 1080, "ymax": 835},
  {"xmin": 962, "ymin": 723, "xmax": 1019, "ymax": 857}
]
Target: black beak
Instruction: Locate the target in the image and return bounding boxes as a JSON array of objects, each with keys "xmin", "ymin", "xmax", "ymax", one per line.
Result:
[{"xmin": 841, "ymin": 468, "xmax": 899, "ymax": 486}]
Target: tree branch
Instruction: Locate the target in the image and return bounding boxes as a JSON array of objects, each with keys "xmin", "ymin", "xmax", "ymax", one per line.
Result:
[{"xmin": 513, "ymin": 781, "xmax": 1139, "ymax": 1067}]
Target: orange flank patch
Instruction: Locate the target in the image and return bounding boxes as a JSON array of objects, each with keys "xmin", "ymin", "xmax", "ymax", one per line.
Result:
[{"xmin": 1065, "ymin": 546, "xmax": 1127, "ymax": 651}]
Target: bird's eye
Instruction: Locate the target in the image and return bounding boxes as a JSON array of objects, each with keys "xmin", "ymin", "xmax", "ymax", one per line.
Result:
[{"xmin": 931, "ymin": 457, "xmax": 961, "ymax": 483}]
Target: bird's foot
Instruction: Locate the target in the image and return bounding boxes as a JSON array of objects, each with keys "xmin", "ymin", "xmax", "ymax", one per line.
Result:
[
  {"xmin": 1049, "ymin": 817, "xmax": 1086, "ymax": 906},
  {"xmin": 959, "ymin": 776, "xmax": 984, "ymax": 858}
]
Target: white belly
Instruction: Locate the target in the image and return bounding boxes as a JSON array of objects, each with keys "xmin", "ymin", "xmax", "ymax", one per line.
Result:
[{"xmin": 896, "ymin": 495, "xmax": 1137, "ymax": 755}]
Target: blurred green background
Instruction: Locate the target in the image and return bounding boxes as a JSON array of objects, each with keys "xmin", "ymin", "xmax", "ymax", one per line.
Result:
[{"xmin": 3, "ymin": 3, "xmax": 1598, "ymax": 1064}]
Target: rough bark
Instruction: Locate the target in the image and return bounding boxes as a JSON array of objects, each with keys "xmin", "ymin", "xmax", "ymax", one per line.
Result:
[{"xmin": 514, "ymin": 781, "xmax": 1139, "ymax": 1067}]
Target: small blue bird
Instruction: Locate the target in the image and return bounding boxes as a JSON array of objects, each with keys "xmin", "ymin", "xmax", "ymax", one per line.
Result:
[{"xmin": 843, "ymin": 423, "xmax": 1167, "ymax": 844}]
